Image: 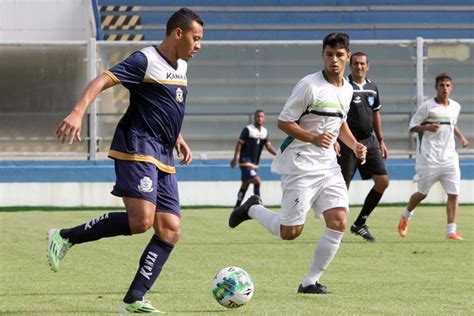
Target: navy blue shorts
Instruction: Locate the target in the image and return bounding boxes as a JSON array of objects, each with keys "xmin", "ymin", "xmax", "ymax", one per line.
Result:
[
  {"xmin": 240, "ymin": 166, "xmax": 258, "ymax": 182},
  {"xmin": 111, "ymin": 159, "xmax": 180, "ymax": 217}
]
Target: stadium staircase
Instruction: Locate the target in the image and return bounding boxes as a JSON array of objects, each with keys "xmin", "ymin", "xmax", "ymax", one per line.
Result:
[{"xmin": 97, "ymin": 0, "xmax": 474, "ymax": 41}]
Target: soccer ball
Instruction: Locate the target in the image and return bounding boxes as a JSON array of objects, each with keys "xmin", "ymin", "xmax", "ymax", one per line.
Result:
[{"xmin": 212, "ymin": 266, "xmax": 254, "ymax": 308}]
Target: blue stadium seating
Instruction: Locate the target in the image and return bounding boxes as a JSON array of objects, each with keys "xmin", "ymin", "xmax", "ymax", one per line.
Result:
[{"xmin": 97, "ymin": 0, "xmax": 474, "ymax": 41}]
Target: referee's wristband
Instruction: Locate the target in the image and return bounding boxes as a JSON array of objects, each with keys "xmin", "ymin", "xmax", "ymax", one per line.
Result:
[{"xmin": 378, "ymin": 138, "xmax": 384, "ymax": 142}]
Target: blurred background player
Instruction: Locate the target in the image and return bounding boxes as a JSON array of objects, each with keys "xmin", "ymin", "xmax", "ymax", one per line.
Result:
[
  {"xmin": 230, "ymin": 110, "xmax": 276, "ymax": 208},
  {"xmin": 336, "ymin": 52, "xmax": 389, "ymax": 242},
  {"xmin": 398, "ymin": 73, "xmax": 469, "ymax": 240},
  {"xmin": 229, "ymin": 33, "xmax": 367, "ymax": 294},
  {"xmin": 47, "ymin": 8, "xmax": 203, "ymax": 313}
]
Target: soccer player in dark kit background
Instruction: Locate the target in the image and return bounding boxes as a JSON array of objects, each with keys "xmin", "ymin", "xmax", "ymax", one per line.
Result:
[{"xmin": 231, "ymin": 110, "xmax": 276, "ymax": 208}]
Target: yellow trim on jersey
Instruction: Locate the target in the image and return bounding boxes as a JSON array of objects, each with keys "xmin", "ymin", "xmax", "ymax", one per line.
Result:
[
  {"xmin": 104, "ymin": 70, "xmax": 120, "ymax": 83},
  {"xmin": 108, "ymin": 149, "xmax": 176, "ymax": 174},
  {"xmin": 239, "ymin": 162, "xmax": 259, "ymax": 169},
  {"xmin": 143, "ymin": 78, "xmax": 187, "ymax": 86},
  {"xmin": 238, "ymin": 139, "xmax": 245, "ymax": 144}
]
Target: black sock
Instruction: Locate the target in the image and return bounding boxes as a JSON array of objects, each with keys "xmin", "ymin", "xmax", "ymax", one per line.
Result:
[
  {"xmin": 354, "ymin": 189, "xmax": 383, "ymax": 226},
  {"xmin": 123, "ymin": 235, "xmax": 174, "ymax": 303},
  {"xmin": 235, "ymin": 188, "xmax": 247, "ymax": 208},
  {"xmin": 59, "ymin": 212, "xmax": 131, "ymax": 245},
  {"xmin": 253, "ymin": 184, "xmax": 260, "ymax": 197}
]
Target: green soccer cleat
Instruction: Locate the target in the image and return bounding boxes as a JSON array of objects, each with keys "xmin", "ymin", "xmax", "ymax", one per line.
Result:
[
  {"xmin": 119, "ymin": 299, "xmax": 162, "ymax": 313},
  {"xmin": 47, "ymin": 228, "xmax": 71, "ymax": 272}
]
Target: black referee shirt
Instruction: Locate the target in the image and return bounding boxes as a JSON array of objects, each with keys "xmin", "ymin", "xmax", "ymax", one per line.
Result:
[{"xmin": 346, "ymin": 74, "xmax": 382, "ymax": 140}]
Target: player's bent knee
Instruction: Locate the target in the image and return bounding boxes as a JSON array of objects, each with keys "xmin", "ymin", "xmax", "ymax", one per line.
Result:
[
  {"xmin": 327, "ymin": 221, "xmax": 346, "ymax": 232},
  {"xmin": 130, "ymin": 217, "xmax": 154, "ymax": 234},
  {"xmin": 326, "ymin": 216, "xmax": 347, "ymax": 232},
  {"xmin": 374, "ymin": 176, "xmax": 389, "ymax": 191},
  {"xmin": 447, "ymin": 194, "xmax": 458, "ymax": 201},
  {"xmin": 280, "ymin": 226, "xmax": 302, "ymax": 240},
  {"xmin": 154, "ymin": 215, "xmax": 181, "ymax": 244},
  {"xmin": 416, "ymin": 192, "xmax": 428, "ymax": 200},
  {"xmin": 156, "ymin": 226, "xmax": 181, "ymax": 245}
]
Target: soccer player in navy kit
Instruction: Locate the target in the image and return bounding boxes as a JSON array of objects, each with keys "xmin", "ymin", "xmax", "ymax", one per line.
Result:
[
  {"xmin": 231, "ymin": 110, "xmax": 276, "ymax": 208},
  {"xmin": 48, "ymin": 8, "xmax": 203, "ymax": 313},
  {"xmin": 336, "ymin": 52, "xmax": 389, "ymax": 242}
]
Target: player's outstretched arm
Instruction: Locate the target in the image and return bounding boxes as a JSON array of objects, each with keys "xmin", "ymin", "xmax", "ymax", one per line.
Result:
[
  {"xmin": 454, "ymin": 126, "xmax": 469, "ymax": 147},
  {"xmin": 338, "ymin": 122, "xmax": 367, "ymax": 163},
  {"xmin": 175, "ymin": 133, "xmax": 192, "ymax": 165},
  {"xmin": 56, "ymin": 74, "xmax": 117, "ymax": 144}
]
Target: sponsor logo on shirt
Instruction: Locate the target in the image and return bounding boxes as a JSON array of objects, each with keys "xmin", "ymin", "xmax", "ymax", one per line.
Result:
[{"xmin": 166, "ymin": 72, "xmax": 187, "ymax": 80}]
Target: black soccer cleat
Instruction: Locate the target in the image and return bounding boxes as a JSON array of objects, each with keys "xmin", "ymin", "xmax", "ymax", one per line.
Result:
[
  {"xmin": 297, "ymin": 282, "xmax": 332, "ymax": 294},
  {"xmin": 350, "ymin": 224, "xmax": 375, "ymax": 241},
  {"xmin": 228, "ymin": 195, "xmax": 262, "ymax": 228}
]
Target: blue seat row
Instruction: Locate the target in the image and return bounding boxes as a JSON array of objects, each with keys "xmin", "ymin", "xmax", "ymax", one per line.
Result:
[{"xmin": 97, "ymin": 1, "xmax": 473, "ymax": 40}]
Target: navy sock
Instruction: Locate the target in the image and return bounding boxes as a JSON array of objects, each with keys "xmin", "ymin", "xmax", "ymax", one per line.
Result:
[
  {"xmin": 59, "ymin": 212, "xmax": 131, "ymax": 245},
  {"xmin": 354, "ymin": 189, "xmax": 383, "ymax": 226},
  {"xmin": 235, "ymin": 188, "xmax": 247, "ymax": 208},
  {"xmin": 123, "ymin": 235, "xmax": 174, "ymax": 303},
  {"xmin": 253, "ymin": 184, "xmax": 260, "ymax": 197}
]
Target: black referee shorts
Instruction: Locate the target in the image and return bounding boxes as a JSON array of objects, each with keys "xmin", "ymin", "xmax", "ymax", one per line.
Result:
[{"xmin": 337, "ymin": 134, "xmax": 387, "ymax": 185}]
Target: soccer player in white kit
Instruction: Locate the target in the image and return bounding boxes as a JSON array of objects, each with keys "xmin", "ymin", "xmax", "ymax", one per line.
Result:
[
  {"xmin": 229, "ymin": 33, "xmax": 367, "ymax": 294},
  {"xmin": 398, "ymin": 73, "xmax": 469, "ymax": 240}
]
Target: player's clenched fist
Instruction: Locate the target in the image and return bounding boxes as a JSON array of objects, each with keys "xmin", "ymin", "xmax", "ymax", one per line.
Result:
[
  {"xmin": 353, "ymin": 142, "xmax": 367, "ymax": 164},
  {"xmin": 313, "ymin": 132, "xmax": 335, "ymax": 149}
]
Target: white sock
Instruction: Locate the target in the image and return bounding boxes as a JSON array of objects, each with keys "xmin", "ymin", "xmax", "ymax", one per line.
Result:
[
  {"xmin": 301, "ymin": 227, "xmax": 343, "ymax": 287},
  {"xmin": 446, "ymin": 223, "xmax": 456, "ymax": 235},
  {"xmin": 248, "ymin": 204, "xmax": 281, "ymax": 237},
  {"xmin": 403, "ymin": 208, "xmax": 413, "ymax": 220}
]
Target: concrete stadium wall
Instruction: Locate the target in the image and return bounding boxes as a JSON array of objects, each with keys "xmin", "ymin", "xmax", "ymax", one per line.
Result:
[{"xmin": 0, "ymin": 159, "xmax": 473, "ymax": 207}]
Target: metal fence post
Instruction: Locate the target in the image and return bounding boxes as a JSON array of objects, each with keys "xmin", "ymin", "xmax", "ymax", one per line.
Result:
[
  {"xmin": 87, "ymin": 37, "xmax": 98, "ymax": 160},
  {"xmin": 416, "ymin": 37, "xmax": 425, "ymax": 107}
]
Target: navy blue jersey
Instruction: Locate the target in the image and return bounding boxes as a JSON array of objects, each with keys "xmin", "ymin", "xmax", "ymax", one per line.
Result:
[
  {"xmin": 238, "ymin": 124, "xmax": 269, "ymax": 168},
  {"xmin": 347, "ymin": 74, "xmax": 381, "ymax": 140},
  {"xmin": 104, "ymin": 46, "xmax": 188, "ymax": 174}
]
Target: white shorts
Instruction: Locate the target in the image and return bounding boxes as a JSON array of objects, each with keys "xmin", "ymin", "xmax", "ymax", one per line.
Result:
[
  {"xmin": 279, "ymin": 168, "xmax": 349, "ymax": 226},
  {"xmin": 414, "ymin": 164, "xmax": 460, "ymax": 195}
]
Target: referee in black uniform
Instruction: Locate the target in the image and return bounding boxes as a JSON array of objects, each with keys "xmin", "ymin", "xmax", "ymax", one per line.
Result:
[{"xmin": 337, "ymin": 52, "xmax": 389, "ymax": 241}]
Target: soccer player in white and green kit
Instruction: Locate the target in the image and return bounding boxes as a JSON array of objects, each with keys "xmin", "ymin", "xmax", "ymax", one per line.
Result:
[
  {"xmin": 398, "ymin": 73, "xmax": 469, "ymax": 240},
  {"xmin": 229, "ymin": 33, "xmax": 367, "ymax": 294}
]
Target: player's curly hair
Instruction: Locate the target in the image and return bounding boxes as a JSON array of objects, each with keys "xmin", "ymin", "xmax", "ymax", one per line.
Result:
[
  {"xmin": 322, "ymin": 33, "xmax": 350, "ymax": 51},
  {"xmin": 166, "ymin": 8, "xmax": 204, "ymax": 36}
]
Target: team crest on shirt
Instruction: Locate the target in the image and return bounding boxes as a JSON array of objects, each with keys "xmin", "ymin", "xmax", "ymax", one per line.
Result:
[
  {"xmin": 175, "ymin": 87, "xmax": 183, "ymax": 103},
  {"xmin": 368, "ymin": 95, "xmax": 375, "ymax": 106},
  {"xmin": 138, "ymin": 176, "xmax": 153, "ymax": 193}
]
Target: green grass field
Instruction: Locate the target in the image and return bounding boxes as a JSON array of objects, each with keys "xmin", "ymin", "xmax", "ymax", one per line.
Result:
[{"xmin": 1, "ymin": 206, "xmax": 473, "ymax": 315}]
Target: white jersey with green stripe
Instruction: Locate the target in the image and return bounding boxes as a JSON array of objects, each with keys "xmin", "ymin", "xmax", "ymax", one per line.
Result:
[
  {"xmin": 410, "ymin": 98, "xmax": 461, "ymax": 168},
  {"xmin": 272, "ymin": 70, "xmax": 353, "ymax": 175}
]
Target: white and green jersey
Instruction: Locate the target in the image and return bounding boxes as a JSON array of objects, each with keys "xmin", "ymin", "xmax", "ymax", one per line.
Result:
[
  {"xmin": 410, "ymin": 98, "xmax": 461, "ymax": 168},
  {"xmin": 272, "ymin": 70, "xmax": 353, "ymax": 175}
]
